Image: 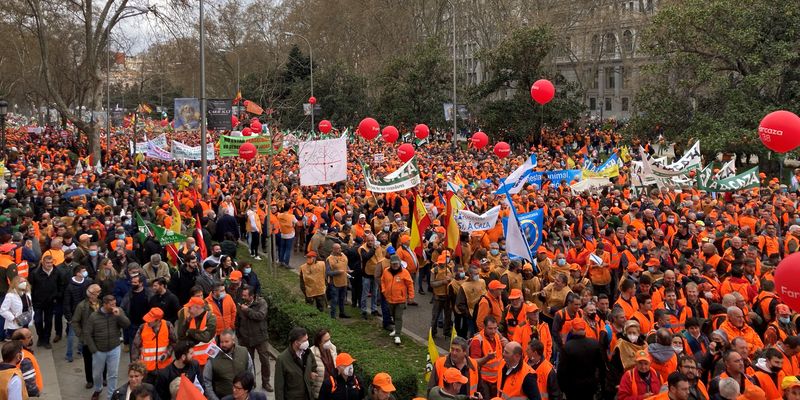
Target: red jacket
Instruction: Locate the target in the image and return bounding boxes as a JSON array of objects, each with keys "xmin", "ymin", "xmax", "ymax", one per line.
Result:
[{"xmin": 618, "ymin": 368, "xmax": 662, "ymax": 400}]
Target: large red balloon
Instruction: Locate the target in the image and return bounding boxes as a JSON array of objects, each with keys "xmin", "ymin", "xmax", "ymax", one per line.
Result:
[
  {"xmin": 242, "ymin": 127, "xmax": 252, "ymax": 136},
  {"xmin": 471, "ymin": 131, "xmax": 489, "ymax": 149},
  {"xmin": 398, "ymin": 143, "xmax": 415, "ymax": 162},
  {"xmin": 775, "ymin": 252, "xmax": 800, "ymax": 312},
  {"xmin": 494, "ymin": 142, "xmax": 511, "ymax": 158},
  {"xmin": 160, "ymin": 119, "xmax": 169, "ymax": 127},
  {"xmin": 318, "ymin": 120, "xmax": 332, "ymax": 134},
  {"xmin": 382, "ymin": 126, "xmax": 399, "ymax": 143},
  {"xmin": 358, "ymin": 118, "xmax": 380, "ymax": 140},
  {"xmin": 309, "ymin": 96, "xmax": 317, "ymax": 105},
  {"xmin": 239, "ymin": 142, "xmax": 257, "ymax": 161},
  {"xmin": 414, "ymin": 124, "xmax": 430, "ymax": 140},
  {"xmin": 759, "ymin": 110, "xmax": 800, "ymax": 153},
  {"xmin": 250, "ymin": 120, "xmax": 262, "ymax": 134},
  {"xmin": 231, "ymin": 115, "xmax": 239, "ymax": 127},
  {"xmin": 530, "ymin": 79, "xmax": 555, "ymax": 105}
]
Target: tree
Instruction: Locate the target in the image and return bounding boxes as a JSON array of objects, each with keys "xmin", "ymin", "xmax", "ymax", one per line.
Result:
[
  {"xmin": 629, "ymin": 0, "xmax": 800, "ymax": 158},
  {"xmin": 472, "ymin": 25, "xmax": 584, "ymax": 142}
]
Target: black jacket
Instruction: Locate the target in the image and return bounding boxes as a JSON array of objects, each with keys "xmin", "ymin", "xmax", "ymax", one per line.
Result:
[
  {"xmin": 318, "ymin": 372, "xmax": 365, "ymax": 400},
  {"xmin": 29, "ymin": 266, "xmax": 65, "ymax": 308},
  {"xmin": 147, "ymin": 360, "xmax": 204, "ymax": 400},
  {"xmin": 215, "ymin": 215, "xmax": 240, "ymax": 242},
  {"xmin": 557, "ymin": 334, "xmax": 606, "ymax": 397},
  {"xmin": 149, "ymin": 289, "xmax": 181, "ymax": 323},
  {"xmin": 170, "ymin": 266, "xmax": 198, "ymax": 305},
  {"xmin": 63, "ymin": 277, "xmax": 93, "ymax": 320},
  {"xmin": 110, "ymin": 382, "xmax": 159, "ymax": 400}
]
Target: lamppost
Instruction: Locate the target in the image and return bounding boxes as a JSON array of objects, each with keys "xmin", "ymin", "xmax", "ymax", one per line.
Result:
[
  {"xmin": 0, "ymin": 100, "xmax": 7, "ymax": 157},
  {"xmin": 446, "ymin": 0, "xmax": 458, "ymax": 146},
  {"xmin": 283, "ymin": 32, "xmax": 314, "ymax": 134},
  {"xmin": 599, "ymin": 99, "xmax": 604, "ymax": 121},
  {"xmin": 106, "ymin": 26, "xmax": 112, "ymax": 157},
  {"xmin": 200, "ymin": 0, "xmax": 208, "ymax": 195}
]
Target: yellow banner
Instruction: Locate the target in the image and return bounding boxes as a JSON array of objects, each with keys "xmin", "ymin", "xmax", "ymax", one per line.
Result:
[{"xmin": 582, "ymin": 164, "xmax": 619, "ymax": 179}]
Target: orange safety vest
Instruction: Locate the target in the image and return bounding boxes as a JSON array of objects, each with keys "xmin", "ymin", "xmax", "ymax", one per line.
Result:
[
  {"xmin": 205, "ymin": 293, "xmax": 237, "ymax": 336},
  {"xmin": 753, "ymin": 370, "xmax": 783, "ymax": 400},
  {"xmin": 614, "ymin": 295, "xmax": 639, "ymax": 319},
  {"xmin": 626, "ymin": 368, "xmax": 659, "ymax": 398},
  {"xmin": 19, "ymin": 349, "xmax": 41, "ymax": 393},
  {"xmin": 140, "ymin": 320, "xmax": 173, "ymax": 371},
  {"xmin": 434, "ymin": 356, "xmax": 479, "ymax": 396},
  {"xmin": 188, "ymin": 312, "xmax": 215, "ymax": 366},
  {"xmin": 534, "ymin": 360, "xmax": 554, "ymax": 400},
  {"xmin": 754, "ymin": 291, "xmax": 780, "ymax": 323},
  {"xmin": 503, "ymin": 305, "xmax": 526, "ymax": 339},
  {"xmin": 15, "ymin": 261, "xmax": 28, "ymax": 279},
  {"xmin": 497, "ymin": 361, "xmax": 535, "ymax": 400},
  {"xmin": 0, "ymin": 367, "xmax": 28, "ymax": 400},
  {"xmin": 473, "ymin": 330, "xmax": 503, "ymax": 383}
]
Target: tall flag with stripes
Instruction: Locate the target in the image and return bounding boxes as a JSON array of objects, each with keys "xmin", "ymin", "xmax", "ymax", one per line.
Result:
[
  {"xmin": 443, "ymin": 191, "xmax": 465, "ymax": 253},
  {"xmin": 410, "ymin": 194, "xmax": 431, "ymax": 258},
  {"xmin": 195, "ymin": 216, "xmax": 208, "ymax": 260},
  {"xmin": 495, "ymin": 155, "xmax": 537, "ymax": 195}
]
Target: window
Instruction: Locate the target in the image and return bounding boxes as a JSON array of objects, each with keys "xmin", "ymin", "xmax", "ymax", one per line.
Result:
[
  {"xmin": 622, "ymin": 67, "xmax": 632, "ymax": 89},
  {"xmin": 589, "ymin": 98, "xmax": 597, "ymax": 110},
  {"xmin": 592, "ymin": 69, "xmax": 599, "ymax": 89},
  {"xmin": 623, "ymin": 30, "xmax": 634, "ymax": 54},
  {"xmin": 629, "ymin": 2, "xmax": 634, "ymax": 11},
  {"xmin": 622, "ymin": 97, "xmax": 630, "ymax": 111},
  {"xmin": 591, "ymin": 35, "xmax": 600, "ymax": 56},
  {"xmin": 604, "ymin": 33, "xmax": 616, "ymax": 56},
  {"xmin": 605, "ymin": 98, "xmax": 612, "ymax": 111},
  {"xmin": 606, "ymin": 67, "xmax": 615, "ymax": 89}
]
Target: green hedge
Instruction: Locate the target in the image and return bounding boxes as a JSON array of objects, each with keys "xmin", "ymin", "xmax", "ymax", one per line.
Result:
[{"xmin": 262, "ymin": 278, "xmax": 425, "ymax": 400}]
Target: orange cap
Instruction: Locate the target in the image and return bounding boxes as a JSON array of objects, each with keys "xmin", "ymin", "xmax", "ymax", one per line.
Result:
[
  {"xmin": 401, "ymin": 235, "xmax": 410, "ymax": 244},
  {"xmin": 646, "ymin": 258, "xmax": 660, "ymax": 267},
  {"xmin": 186, "ymin": 297, "xmax": 205, "ymax": 308},
  {"xmin": 436, "ymin": 255, "xmax": 447, "ymax": 264},
  {"xmin": 335, "ymin": 353, "xmax": 355, "ymax": 366},
  {"xmin": 571, "ymin": 318, "xmax": 586, "ymax": 332},
  {"xmin": 229, "ymin": 270, "xmax": 243, "ymax": 281},
  {"xmin": 634, "ymin": 349, "xmax": 650, "ymax": 362},
  {"xmin": 508, "ymin": 288, "xmax": 523, "ymax": 300},
  {"xmin": 525, "ymin": 302, "xmax": 540, "ymax": 313},
  {"xmin": 372, "ymin": 372, "xmax": 396, "ymax": 392},
  {"xmin": 142, "ymin": 307, "xmax": 164, "ymax": 323},
  {"xmin": 306, "ymin": 251, "xmax": 317, "ymax": 258},
  {"xmin": 443, "ymin": 367, "xmax": 468, "ymax": 384},
  {"xmin": 488, "ymin": 280, "xmax": 506, "ymax": 290},
  {"xmin": 569, "ymin": 263, "xmax": 581, "ymax": 271}
]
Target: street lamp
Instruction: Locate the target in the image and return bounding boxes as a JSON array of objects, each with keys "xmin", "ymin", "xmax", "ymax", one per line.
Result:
[
  {"xmin": 283, "ymin": 32, "xmax": 314, "ymax": 134},
  {"xmin": 0, "ymin": 100, "xmax": 7, "ymax": 156},
  {"xmin": 446, "ymin": 0, "xmax": 458, "ymax": 146},
  {"xmin": 200, "ymin": 0, "xmax": 208, "ymax": 195}
]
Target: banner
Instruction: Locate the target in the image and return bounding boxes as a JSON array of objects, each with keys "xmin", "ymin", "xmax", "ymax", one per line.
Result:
[
  {"xmin": 373, "ymin": 153, "xmax": 385, "ymax": 163},
  {"xmin": 507, "ymin": 169, "xmax": 582, "ymax": 193},
  {"xmin": 364, "ymin": 158, "xmax": 421, "ymax": 193},
  {"xmin": 666, "ymin": 141, "xmax": 701, "ymax": 171},
  {"xmin": 582, "ymin": 164, "xmax": 619, "ymax": 179},
  {"xmin": 299, "ymin": 135, "xmax": 348, "ymax": 186},
  {"xmin": 172, "ymin": 140, "xmax": 216, "ymax": 161},
  {"xmin": 218, "ymin": 135, "xmax": 280, "ymax": 157},
  {"xmin": 174, "ymin": 98, "xmax": 201, "ymax": 131},
  {"xmin": 146, "ymin": 141, "xmax": 173, "ymax": 161},
  {"xmin": 715, "ymin": 159, "xmax": 737, "ymax": 180},
  {"xmin": 456, "ymin": 206, "xmax": 501, "ymax": 232},
  {"xmin": 697, "ymin": 166, "xmax": 760, "ymax": 192},
  {"xmin": 206, "ymin": 99, "xmax": 232, "ymax": 130}
]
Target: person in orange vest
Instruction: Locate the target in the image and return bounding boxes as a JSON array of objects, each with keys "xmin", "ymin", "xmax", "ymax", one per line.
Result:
[
  {"xmin": 177, "ymin": 296, "xmax": 216, "ymax": 368},
  {"xmin": 475, "ymin": 280, "xmax": 505, "ymax": 332},
  {"xmin": 708, "ymin": 350, "xmax": 757, "ymax": 398},
  {"xmin": 765, "ymin": 304, "xmax": 796, "ymax": 347},
  {"xmin": 618, "ymin": 349, "xmax": 661, "ymax": 400},
  {"xmin": 496, "ymin": 341, "xmax": 539, "ymax": 400},
  {"xmin": 512, "ymin": 303, "xmax": 552, "ymax": 362},
  {"xmin": 676, "ymin": 355, "xmax": 708, "ymax": 400},
  {"xmin": 380, "ymin": 255, "xmax": 414, "ymax": 345},
  {"xmin": 318, "ymin": 352, "xmax": 365, "ymax": 400},
  {"xmin": 468, "ymin": 316, "xmax": 506, "ymax": 399},
  {"xmin": 614, "ymin": 279, "xmax": 640, "ymax": 320},
  {"xmin": 752, "ymin": 348, "xmax": 785, "ymax": 400},
  {"xmin": 500, "ymin": 289, "xmax": 526, "ymax": 339},
  {"xmin": 525, "ymin": 339, "xmax": 559, "ymax": 400},
  {"xmin": 587, "ymin": 243, "xmax": 612, "ymax": 297},
  {"xmin": 0, "ymin": 340, "xmax": 28, "ymax": 399},
  {"xmin": 11, "ymin": 328, "xmax": 41, "ymax": 397},
  {"xmin": 205, "ymin": 282, "xmax": 236, "ymax": 338},
  {"xmin": 427, "ymin": 367, "xmax": 473, "ymax": 400},
  {"xmin": 131, "ymin": 307, "xmax": 176, "ymax": 372},
  {"xmin": 551, "ymin": 292, "xmax": 583, "ymax": 353},
  {"xmin": 718, "ymin": 306, "xmax": 763, "ymax": 357},
  {"xmin": 427, "ymin": 336, "xmax": 479, "ymax": 397},
  {"xmin": 644, "ymin": 371, "xmax": 691, "ymax": 400}
]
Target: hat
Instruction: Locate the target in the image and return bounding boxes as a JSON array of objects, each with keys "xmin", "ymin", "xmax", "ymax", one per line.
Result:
[
  {"xmin": 777, "ymin": 304, "xmax": 791, "ymax": 315},
  {"xmin": 229, "ymin": 270, "xmax": 243, "ymax": 281},
  {"xmin": 328, "ymin": 227, "xmax": 339, "ymax": 234},
  {"xmin": 480, "ymin": 258, "xmax": 490, "ymax": 265},
  {"xmin": 443, "ymin": 368, "xmax": 468, "ymax": 384},
  {"xmin": 537, "ymin": 247, "xmax": 548, "ymax": 254},
  {"xmin": 624, "ymin": 320, "xmax": 641, "ymax": 332},
  {"xmin": 783, "ymin": 376, "xmax": 800, "ymax": 390},
  {"xmin": 571, "ymin": 318, "xmax": 586, "ymax": 332},
  {"xmin": 186, "ymin": 297, "xmax": 205, "ymax": 308},
  {"xmin": 401, "ymin": 235, "xmax": 410, "ymax": 245},
  {"xmin": 568, "ymin": 263, "xmax": 581, "ymax": 271},
  {"xmin": 335, "ymin": 353, "xmax": 355, "ymax": 366},
  {"xmin": 306, "ymin": 251, "xmax": 317, "ymax": 258},
  {"xmin": 645, "ymin": 258, "xmax": 660, "ymax": 267},
  {"xmin": 488, "ymin": 280, "xmax": 506, "ymax": 290},
  {"xmin": 525, "ymin": 303, "xmax": 540, "ymax": 313},
  {"xmin": 695, "ymin": 220, "xmax": 705, "ymax": 227},
  {"xmin": 0, "ymin": 243, "xmax": 15, "ymax": 253},
  {"xmin": 522, "ymin": 263, "xmax": 533, "ymax": 272},
  {"xmin": 358, "ymin": 214, "xmax": 366, "ymax": 220},
  {"xmin": 432, "ymin": 219, "xmax": 441, "ymax": 226},
  {"xmin": 372, "ymin": 372, "xmax": 396, "ymax": 392},
  {"xmin": 634, "ymin": 350, "xmax": 650, "ymax": 362},
  {"xmin": 375, "ymin": 208, "xmax": 384, "ymax": 214},
  {"xmin": 142, "ymin": 307, "xmax": 164, "ymax": 323},
  {"xmin": 79, "ymin": 234, "xmax": 92, "ymax": 242},
  {"xmin": 319, "ymin": 223, "xmax": 329, "ymax": 230},
  {"xmin": 0, "ymin": 216, "xmax": 10, "ymax": 223},
  {"xmin": 627, "ymin": 263, "xmax": 642, "ymax": 273},
  {"xmin": 436, "ymin": 255, "xmax": 447, "ymax": 264},
  {"xmin": 508, "ymin": 288, "xmax": 523, "ymax": 300}
]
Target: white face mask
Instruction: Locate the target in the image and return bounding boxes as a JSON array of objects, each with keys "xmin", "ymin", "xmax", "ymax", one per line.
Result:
[
  {"xmin": 627, "ymin": 334, "xmax": 639, "ymax": 342},
  {"xmin": 299, "ymin": 340, "xmax": 309, "ymax": 351},
  {"xmin": 17, "ymin": 282, "xmax": 26, "ymax": 290},
  {"xmin": 323, "ymin": 341, "xmax": 333, "ymax": 350},
  {"xmin": 343, "ymin": 365, "xmax": 354, "ymax": 377},
  {"xmin": 672, "ymin": 346, "xmax": 684, "ymax": 354}
]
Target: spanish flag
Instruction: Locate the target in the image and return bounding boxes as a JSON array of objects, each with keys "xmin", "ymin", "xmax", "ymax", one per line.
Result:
[
  {"xmin": 137, "ymin": 103, "xmax": 152, "ymax": 114},
  {"xmin": 443, "ymin": 191, "xmax": 465, "ymax": 254},
  {"xmin": 233, "ymin": 90, "xmax": 242, "ymax": 105},
  {"xmin": 410, "ymin": 194, "xmax": 431, "ymax": 258},
  {"xmin": 424, "ymin": 328, "xmax": 439, "ymax": 382},
  {"xmin": 245, "ymin": 100, "xmax": 264, "ymax": 115}
]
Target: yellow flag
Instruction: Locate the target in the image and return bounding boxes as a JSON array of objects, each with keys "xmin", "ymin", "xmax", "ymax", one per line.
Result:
[
  {"xmin": 450, "ymin": 326, "xmax": 457, "ymax": 344},
  {"xmin": 170, "ymin": 202, "xmax": 182, "ymax": 234},
  {"xmin": 425, "ymin": 328, "xmax": 439, "ymax": 381},
  {"xmin": 620, "ymin": 146, "xmax": 632, "ymax": 162},
  {"xmin": 582, "ymin": 164, "xmax": 619, "ymax": 179}
]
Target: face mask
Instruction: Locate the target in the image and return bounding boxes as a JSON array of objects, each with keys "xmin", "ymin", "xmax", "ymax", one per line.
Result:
[
  {"xmin": 117, "ymin": 234, "xmax": 125, "ymax": 240},
  {"xmin": 627, "ymin": 334, "xmax": 639, "ymax": 342},
  {"xmin": 17, "ymin": 282, "xmax": 26, "ymax": 290},
  {"xmin": 490, "ymin": 249, "xmax": 499, "ymax": 256},
  {"xmin": 672, "ymin": 346, "xmax": 683, "ymax": 354},
  {"xmin": 557, "ymin": 259, "xmax": 566, "ymax": 266},
  {"xmin": 472, "ymin": 275, "xmax": 480, "ymax": 281},
  {"xmin": 344, "ymin": 365, "xmax": 354, "ymax": 377},
  {"xmin": 648, "ymin": 267, "xmax": 657, "ymax": 273},
  {"xmin": 456, "ymin": 272, "xmax": 465, "ymax": 279},
  {"xmin": 383, "ymin": 226, "xmax": 390, "ymax": 232},
  {"xmin": 244, "ymin": 267, "xmax": 252, "ymax": 275},
  {"xmin": 667, "ymin": 218, "xmax": 675, "ymax": 224},
  {"xmin": 299, "ymin": 340, "xmax": 310, "ymax": 351},
  {"xmin": 216, "ymin": 292, "xmax": 226, "ymax": 300},
  {"xmin": 780, "ymin": 317, "xmax": 791, "ymax": 324},
  {"xmin": 322, "ymin": 341, "xmax": 333, "ymax": 350},
  {"xmin": 89, "ymin": 250, "xmax": 98, "ymax": 257},
  {"xmin": 68, "ymin": 212, "xmax": 75, "ymax": 217},
  {"xmin": 81, "ymin": 271, "xmax": 89, "ymax": 278}
]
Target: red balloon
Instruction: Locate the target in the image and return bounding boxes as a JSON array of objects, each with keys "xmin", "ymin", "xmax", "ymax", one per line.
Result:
[
  {"xmin": 242, "ymin": 127, "xmax": 252, "ymax": 136},
  {"xmin": 414, "ymin": 124, "xmax": 430, "ymax": 140},
  {"xmin": 530, "ymin": 79, "xmax": 555, "ymax": 105},
  {"xmin": 231, "ymin": 115, "xmax": 239, "ymax": 127},
  {"xmin": 494, "ymin": 142, "xmax": 511, "ymax": 158},
  {"xmin": 318, "ymin": 120, "xmax": 332, "ymax": 134},
  {"xmin": 239, "ymin": 142, "xmax": 257, "ymax": 161},
  {"xmin": 758, "ymin": 110, "xmax": 800, "ymax": 153},
  {"xmin": 250, "ymin": 120, "xmax": 262, "ymax": 134},
  {"xmin": 471, "ymin": 131, "xmax": 489, "ymax": 149},
  {"xmin": 309, "ymin": 96, "xmax": 317, "ymax": 105},
  {"xmin": 382, "ymin": 126, "xmax": 399, "ymax": 143},
  {"xmin": 397, "ymin": 143, "xmax": 415, "ymax": 162},
  {"xmin": 357, "ymin": 117, "xmax": 380, "ymax": 140},
  {"xmin": 243, "ymin": 100, "xmax": 250, "ymax": 106},
  {"xmin": 160, "ymin": 119, "xmax": 169, "ymax": 127},
  {"xmin": 775, "ymin": 252, "xmax": 800, "ymax": 312}
]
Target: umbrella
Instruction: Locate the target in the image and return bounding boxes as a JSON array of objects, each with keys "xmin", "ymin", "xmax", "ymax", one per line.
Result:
[{"xmin": 62, "ymin": 188, "xmax": 94, "ymax": 198}]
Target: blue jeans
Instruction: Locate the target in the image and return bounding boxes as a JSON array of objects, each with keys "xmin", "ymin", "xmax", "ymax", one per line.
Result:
[
  {"xmin": 278, "ymin": 236, "xmax": 294, "ymax": 265},
  {"xmin": 360, "ymin": 276, "xmax": 378, "ymax": 313},
  {"xmin": 92, "ymin": 345, "xmax": 121, "ymax": 397},
  {"xmin": 65, "ymin": 325, "xmax": 75, "ymax": 359},
  {"xmin": 330, "ymin": 285, "xmax": 347, "ymax": 318}
]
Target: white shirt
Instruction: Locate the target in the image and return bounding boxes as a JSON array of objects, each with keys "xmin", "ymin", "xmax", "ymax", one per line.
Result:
[{"xmin": 7, "ymin": 375, "xmax": 21, "ymax": 400}]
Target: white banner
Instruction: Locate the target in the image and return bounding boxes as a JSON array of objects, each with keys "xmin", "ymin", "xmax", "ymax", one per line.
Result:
[
  {"xmin": 146, "ymin": 141, "xmax": 173, "ymax": 161},
  {"xmin": 132, "ymin": 134, "xmax": 168, "ymax": 154},
  {"xmin": 299, "ymin": 135, "xmax": 348, "ymax": 186},
  {"xmin": 364, "ymin": 158, "xmax": 421, "ymax": 193},
  {"xmin": 373, "ymin": 153, "xmax": 385, "ymax": 163},
  {"xmin": 456, "ymin": 206, "xmax": 501, "ymax": 232},
  {"xmin": 171, "ymin": 140, "xmax": 216, "ymax": 161}
]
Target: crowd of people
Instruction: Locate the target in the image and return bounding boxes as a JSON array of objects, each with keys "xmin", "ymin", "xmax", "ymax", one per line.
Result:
[{"xmin": 0, "ymin": 118, "xmax": 797, "ymax": 400}]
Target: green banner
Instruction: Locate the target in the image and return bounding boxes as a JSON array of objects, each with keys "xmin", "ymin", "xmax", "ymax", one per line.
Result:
[
  {"xmin": 148, "ymin": 222, "xmax": 188, "ymax": 246},
  {"xmin": 218, "ymin": 135, "xmax": 281, "ymax": 157},
  {"xmin": 697, "ymin": 165, "xmax": 760, "ymax": 192},
  {"xmin": 136, "ymin": 212, "xmax": 150, "ymax": 243},
  {"xmin": 363, "ymin": 158, "xmax": 421, "ymax": 193}
]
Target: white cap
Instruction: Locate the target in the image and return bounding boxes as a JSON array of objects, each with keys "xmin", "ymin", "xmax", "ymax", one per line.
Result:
[{"xmin": 358, "ymin": 214, "xmax": 366, "ymax": 219}]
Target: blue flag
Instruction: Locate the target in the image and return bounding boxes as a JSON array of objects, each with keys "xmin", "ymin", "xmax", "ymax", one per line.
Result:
[
  {"xmin": 495, "ymin": 155, "xmax": 537, "ymax": 195},
  {"xmin": 502, "ymin": 199, "xmax": 544, "ymax": 264}
]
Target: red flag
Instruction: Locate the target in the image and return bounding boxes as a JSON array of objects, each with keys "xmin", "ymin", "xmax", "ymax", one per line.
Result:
[
  {"xmin": 443, "ymin": 191, "xmax": 465, "ymax": 253},
  {"xmin": 576, "ymin": 144, "xmax": 588, "ymax": 156},
  {"xmin": 245, "ymin": 100, "xmax": 264, "ymax": 115},
  {"xmin": 410, "ymin": 193, "xmax": 431, "ymax": 258},
  {"xmin": 195, "ymin": 216, "xmax": 208, "ymax": 260},
  {"xmin": 176, "ymin": 374, "xmax": 205, "ymax": 400},
  {"xmin": 166, "ymin": 244, "xmax": 180, "ymax": 266}
]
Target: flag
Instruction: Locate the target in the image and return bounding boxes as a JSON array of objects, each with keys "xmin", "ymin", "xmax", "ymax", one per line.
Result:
[
  {"xmin": 503, "ymin": 196, "xmax": 543, "ymax": 264},
  {"xmin": 148, "ymin": 222, "xmax": 188, "ymax": 246},
  {"xmin": 195, "ymin": 216, "xmax": 208, "ymax": 260},
  {"xmin": 451, "ymin": 326, "xmax": 457, "ymax": 343},
  {"xmin": 170, "ymin": 203, "xmax": 182, "ymax": 235},
  {"xmin": 424, "ymin": 328, "xmax": 439, "ymax": 382},
  {"xmin": 444, "ymin": 191, "xmax": 465, "ymax": 253},
  {"xmin": 94, "ymin": 161, "xmax": 102, "ymax": 174},
  {"xmin": 176, "ymin": 374, "xmax": 205, "ymax": 400},
  {"xmin": 620, "ymin": 146, "xmax": 632, "ymax": 162},
  {"xmin": 135, "ymin": 212, "xmax": 152, "ymax": 243},
  {"xmin": 233, "ymin": 90, "xmax": 242, "ymax": 105},
  {"xmin": 137, "ymin": 103, "xmax": 152, "ymax": 114},
  {"xmin": 576, "ymin": 144, "xmax": 588, "ymax": 156},
  {"xmin": 410, "ymin": 194, "xmax": 431, "ymax": 258},
  {"xmin": 74, "ymin": 159, "xmax": 83, "ymax": 175},
  {"xmin": 299, "ymin": 135, "xmax": 348, "ymax": 186},
  {"xmin": 166, "ymin": 244, "xmax": 181, "ymax": 266},
  {"xmin": 495, "ymin": 154, "xmax": 537, "ymax": 194},
  {"xmin": 245, "ymin": 100, "xmax": 264, "ymax": 115}
]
